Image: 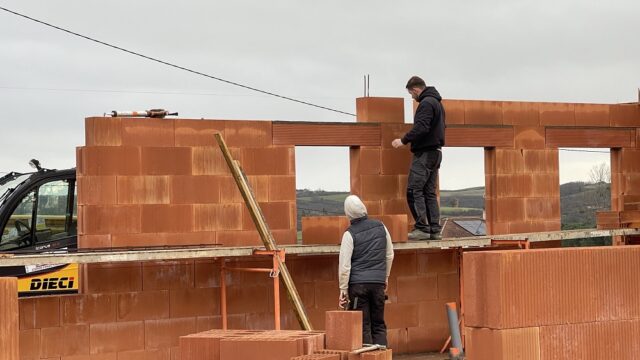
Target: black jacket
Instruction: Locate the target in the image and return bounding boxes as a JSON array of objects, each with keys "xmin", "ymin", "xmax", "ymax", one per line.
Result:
[{"xmin": 401, "ymin": 86, "xmax": 446, "ymax": 153}]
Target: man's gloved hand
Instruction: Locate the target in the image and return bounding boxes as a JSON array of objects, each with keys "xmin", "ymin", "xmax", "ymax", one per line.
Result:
[{"xmin": 338, "ymin": 290, "xmax": 349, "ymax": 309}]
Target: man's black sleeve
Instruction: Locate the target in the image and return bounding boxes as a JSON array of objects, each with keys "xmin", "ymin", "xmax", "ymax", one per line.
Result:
[{"xmin": 401, "ymin": 102, "xmax": 433, "ymax": 145}]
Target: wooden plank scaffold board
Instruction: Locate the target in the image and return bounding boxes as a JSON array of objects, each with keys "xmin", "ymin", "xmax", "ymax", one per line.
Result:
[{"xmin": 214, "ymin": 133, "xmax": 313, "ymax": 331}]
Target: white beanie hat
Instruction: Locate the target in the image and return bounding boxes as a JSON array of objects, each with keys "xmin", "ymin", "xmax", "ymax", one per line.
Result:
[{"xmin": 344, "ymin": 195, "xmax": 367, "ymax": 220}]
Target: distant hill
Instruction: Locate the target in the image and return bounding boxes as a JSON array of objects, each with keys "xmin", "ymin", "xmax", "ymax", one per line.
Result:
[{"xmin": 295, "ymin": 181, "xmax": 610, "ymax": 230}]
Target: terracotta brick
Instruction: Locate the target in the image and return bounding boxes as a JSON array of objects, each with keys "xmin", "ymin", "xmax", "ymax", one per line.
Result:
[
  {"xmin": 218, "ymin": 175, "xmax": 245, "ymax": 203},
  {"xmin": 464, "ymin": 100, "xmax": 503, "ymax": 125},
  {"xmin": 361, "ymin": 200, "xmax": 382, "ymax": 216},
  {"xmin": 121, "ymin": 118, "xmax": 174, "ymax": 147},
  {"xmin": 273, "ymin": 122, "xmax": 381, "ymax": 146},
  {"xmin": 41, "ymin": 325, "xmax": 89, "ymax": 357},
  {"xmin": 380, "ymin": 149, "xmax": 412, "ymax": 175},
  {"xmin": 117, "ymin": 349, "xmax": 171, "ymax": 360},
  {"xmin": 80, "ymin": 205, "xmax": 141, "ymax": 235},
  {"xmin": 396, "ymin": 275, "xmax": 438, "ymax": 302},
  {"xmin": 495, "ymin": 150, "xmax": 525, "ymax": 175},
  {"xmin": 111, "ymin": 232, "xmax": 217, "ymax": 247},
  {"xmin": 84, "ymin": 263, "xmax": 142, "ymax": 293},
  {"xmin": 78, "ymin": 146, "xmax": 141, "ymax": 176},
  {"xmin": 360, "ymin": 349, "xmax": 393, "ymax": 360},
  {"xmin": 484, "ymin": 149, "xmax": 496, "ymax": 176},
  {"xmin": 19, "ymin": 298, "xmax": 36, "ymax": 331},
  {"xmin": 531, "ymin": 173, "xmax": 560, "ymax": 197},
  {"xmin": 417, "ymin": 250, "xmax": 458, "ymax": 275},
  {"xmin": 465, "ymin": 327, "xmax": 540, "ymax": 360},
  {"xmin": 117, "ymin": 176, "xmax": 170, "ymax": 204},
  {"xmin": 272, "ymin": 229, "xmax": 297, "ymax": 245},
  {"xmin": 370, "ymin": 214, "xmax": 408, "ymax": 242},
  {"xmin": 539, "ymin": 102, "xmax": 575, "ymax": 126},
  {"xmin": 269, "ymin": 175, "xmax": 296, "ymax": 201},
  {"xmin": 192, "ymin": 146, "xmax": 232, "ymax": 176},
  {"xmin": 194, "ymin": 203, "xmax": 242, "ymax": 231},
  {"xmin": 314, "ymin": 349, "xmax": 350, "ymax": 360},
  {"xmin": 61, "ymin": 294, "xmax": 116, "ymax": 325},
  {"xmin": 574, "ymin": 103, "xmax": 610, "ymax": 127},
  {"xmin": 356, "ymin": 97, "xmax": 404, "ymax": 123},
  {"xmin": 350, "ymin": 147, "xmax": 381, "ymax": 176},
  {"xmin": 216, "ymin": 230, "xmax": 263, "ymax": 247},
  {"xmin": 85, "ymin": 117, "xmax": 122, "ymax": 146},
  {"xmin": 33, "ymin": 297, "xmax": 60, "ymax": 328},
  {"xmin": 226, "ymin": 285, "xmax": 273, "ymax": 314},
  {"xmin": 495, "ymin": 197, "xmax": 526, "ymax": 222},
  {"xmin": 385, "ymin": 303, "xmax": 419, "ymax": 329},
  {"xmin": 380, "ymin": 124, "xmax": 412, "ymax": 149},
  {"xmin": 242, "ymin": 201, "xmax": 291, "ymax": 230},
  {"xmin": 78, "ymin": 234, "xmax": 112, "ymax": 249},
  {"xmin": 546, "ymin": 127, "xmax": 633, "ymax": 148},
  {"xmin": 170, "ymin": 175, "xmax": 221, "ymax": 204},
  {"xmin": 386, "ymin": 328, "xmax": 409, "ymax": 354},
  {"xmin": 76, "ymin": 176, "xmax": 117, "ymax": 205},
  {"xmin": 246, "ymin": 176, "xmax": 270, "ymax": 202},
  {"xmin": 1, "ymin": 278, "xmax": 18, "ymax": 359},
  {"xmin": 418, "ymin": 300, "xmax": 452, "ymax": 330},
  {"xmin": 141, "ymin": 147, "xmax": 192, "ymax": 175},
  {"xmin": 361, "ymin": 175, "xmax": 400, "ymax": 201},
  {"xmin": 514, "ymin": 126, "xmax": 545, "ymax": 149},
  {"xmin": 502, "ymin": 101, "xmax": 540, "ymax": 126},
  {"xmin": 445, "ymin": 127, "xmax": 514, "ymax": 148},
  {"xmin": 117, "ymin": 290, "xmax": 169, "ymax": 321},
  {"xmin": 224, "ymin": 120, "xmax": 272, "ymax": 147},
  {"xmin": 525, "ymin": 197, "xmax": 560, "ymax": 221},
  {"xmin": 141, "ymin": 204, "xmax": 193, "ymax": 233},
  {"xmin": 175, "ymin": 119, "xmax": 225, "ymax": 146},
  {"xmin": 242, "ymin": 147, "xmax": 294, "ymax": 176},
  {"xmin": 62, "ymin": 353, "xmax": 117, "ymax": 360},
  {"xmin": 437, "ymin": 273, "xmax": 460, "ymax": 299},
  {"xmin": 170, "ymin": 287, "xmax": 219, "ymax": 318},
  {"xmin": 142, "ymin": 260, "xmax": 194, "ymax": 290},
  {"xmin": 19, "ymin": 329, "xmax": 39, "ymax": 360},
  {"xmin": 325, "ymin": 311, "xmax": 362, "ymax": 351},
  {"xmin": 389, "ymin": 252, "xmax": 418, "ymax": 277},
  {"xmin": 441, "ymin": 99, "xmax": 465, "ymax": 124},
  {"xmin": 90, "ymin": 321, "xmax": 144, "ymax": 353},
  {"xmin": 523, "ymin": 149, "xmax": 557, "ymax": 173},
  {"xmin": 146, "ymin": 318, "xmax": 197, "ymax": 350},
  {"xmin": 179, "ymin": 334, "xmax": 219, "ymax": 360},
  {"xmin": 495, "ymin": 174, "xmax": 534, "ymax": 198},
  {"xmin": 301, "ymin": 216, "xmax": 349, "ymax": 245},
  {"xmin": 610, "ymin": 104, "xmax": 640, "ymax": 127}
]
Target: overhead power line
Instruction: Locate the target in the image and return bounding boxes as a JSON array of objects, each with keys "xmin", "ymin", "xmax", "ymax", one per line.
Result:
[{"xmin": 0, "ymin": 6, "xmax": 356, "ymax": 117}]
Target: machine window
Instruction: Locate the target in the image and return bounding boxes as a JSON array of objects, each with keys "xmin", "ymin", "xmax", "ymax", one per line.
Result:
[{"xmin": 0, "ymin": 191, "xmax": 35, "ymax": 251}]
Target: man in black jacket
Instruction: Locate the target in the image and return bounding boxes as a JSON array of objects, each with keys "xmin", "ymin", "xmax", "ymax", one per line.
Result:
[{"xmin": 392, "ymin": 76, "xmax": 445, "ymax": 240}]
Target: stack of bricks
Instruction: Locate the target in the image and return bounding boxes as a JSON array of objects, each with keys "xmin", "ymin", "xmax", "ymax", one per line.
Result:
[
  {"xmin": 180, "ymin": 329, "xmax": 325, "ymax": 360},
  {"xmin": 77, "ymin": 117, "xmax": 297, "ymax": 248},
  {"xmin": 597, "ymin": 210, "xmax": 640, "ymax": 229},
  {"xmin": 463, "ymin": 246, "xmax": 640, "ymax": 359}
]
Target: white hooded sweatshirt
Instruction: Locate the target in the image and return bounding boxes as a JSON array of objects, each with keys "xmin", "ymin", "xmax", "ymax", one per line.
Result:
[{"xmin": 339, "ymin": 195, "xmax": 394, "ymax": 293}]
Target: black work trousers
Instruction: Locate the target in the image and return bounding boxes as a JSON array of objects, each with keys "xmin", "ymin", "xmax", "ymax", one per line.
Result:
[
  {"xmin": 349, "ymin": 283, "xmax": 387, "ymax": 346},
  {"xmin": 407, "ymin": 149, "xmax": 442, "ymax": 234}
]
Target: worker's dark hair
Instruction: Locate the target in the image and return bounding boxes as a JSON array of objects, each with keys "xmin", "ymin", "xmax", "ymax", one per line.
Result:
[{"xmin": 405, "ymin": 76, "xmax": 426, "ymax": 89}]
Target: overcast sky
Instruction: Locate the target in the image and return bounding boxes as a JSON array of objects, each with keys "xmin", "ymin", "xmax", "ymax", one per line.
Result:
[{"xmin": 0, "ymin": 1, "xmax": 637, "ymax": 191}]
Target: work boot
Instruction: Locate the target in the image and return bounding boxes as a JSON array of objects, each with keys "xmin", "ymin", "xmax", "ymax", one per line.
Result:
[
  {"xmin": 408, "ymin": 229, "xmax": 431, "ymax": 241},
  {"xmin": 430, "ymin": 232, "xmax": 442, "ymax": 240}
]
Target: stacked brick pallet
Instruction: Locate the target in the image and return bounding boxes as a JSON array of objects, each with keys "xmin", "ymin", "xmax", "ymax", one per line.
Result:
[
  {"xmin": 179, "ymin": 311, "xmax": 392, "ymax": 360},
  {"xmin": 596, "ymin": 210, "xmax": 640, "ymax": 229},
  {"xmin": 463, "ymin": 246, "xmax": 640, "ymax": 359},
  {"xmin": 77, "ymin": 117, "xmax": 297, "ymax": 248}
]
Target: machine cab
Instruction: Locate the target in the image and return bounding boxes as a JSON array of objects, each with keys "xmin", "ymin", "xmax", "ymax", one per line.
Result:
[{"xmin": 0, "ymin": 164, "xmax": 79, "ymax": 295}]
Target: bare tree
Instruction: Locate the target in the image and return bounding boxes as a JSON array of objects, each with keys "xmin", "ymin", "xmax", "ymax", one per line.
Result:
[
  {"xmin": 589, "ymin": 162, "xmax": 610, "ymax": 184},
  {"xmin": 588, "ymin": 162, "xmax": 610, "ymax": 210}
]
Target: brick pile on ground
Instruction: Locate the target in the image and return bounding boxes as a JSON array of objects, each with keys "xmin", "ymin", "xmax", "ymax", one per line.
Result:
[
  {"xmin": 463, "ymin": 246, "xmax": 640, "ymax": 359},
  {"xmin": 179, "ymin": 311, "xmax": 392, "ymax": 360}
]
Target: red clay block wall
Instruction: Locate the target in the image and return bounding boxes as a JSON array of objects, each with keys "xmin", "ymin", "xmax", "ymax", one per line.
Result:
[
  {"xmin": 78, "ymin": 118, "xmax": 297, "ymax": 249},
  {"xmin": 1, "ymin": 278, "xmax": 19, "ymax": 360},
  {"xmin": 18, "ymin": 250, "xmax": 459, "ymax": 358}
]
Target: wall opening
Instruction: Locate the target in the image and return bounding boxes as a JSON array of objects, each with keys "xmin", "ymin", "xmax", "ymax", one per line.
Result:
[
  {"xmin": 559, "ymin": 147, "xmax": 611, "ymax": 245},
  {"xmin": 439, "ymin": 147, "xmax": 486, "ymax": 238},
  {"xmin": 294, "ymin": 147, "xmax": 350, "ymax": 235}
]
